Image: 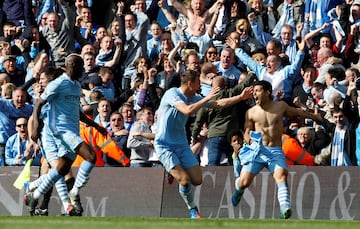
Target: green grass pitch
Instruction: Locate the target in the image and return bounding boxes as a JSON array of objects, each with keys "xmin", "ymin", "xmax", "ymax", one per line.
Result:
[{"xmin": 1, "ymin": 217, "xmax": 360, "ymax": 229}]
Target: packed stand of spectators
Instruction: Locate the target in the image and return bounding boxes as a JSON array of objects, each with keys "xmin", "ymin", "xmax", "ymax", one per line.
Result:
[{"xmin": 1, "ymin": 0, "xmax": 360, "ymax": 168}]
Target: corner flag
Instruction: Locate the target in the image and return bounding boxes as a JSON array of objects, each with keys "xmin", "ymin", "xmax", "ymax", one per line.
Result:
[{"xmin": 13, "ymin": 159, "xmax": 33, "ymax": 190}]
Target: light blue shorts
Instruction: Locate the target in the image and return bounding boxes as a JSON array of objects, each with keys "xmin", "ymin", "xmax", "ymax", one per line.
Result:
[
  {"xmin": 241, "ymin": 146, "xmax": 288, "ymax": 174},
  {"xmin": 53, "ymin": 130, "xmax": 83, "ymax": 161},
  {"xmin": 155, "ymin": 144, "xmax": 199, "ymax": 172},
  {"xmin": 40, "ymin": 125, "xmax": 58, "ymax": 163}
]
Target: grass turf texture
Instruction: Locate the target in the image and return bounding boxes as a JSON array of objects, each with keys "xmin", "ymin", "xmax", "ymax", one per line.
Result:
[{"xmin": 0, "ymin": 217, "xmax": 359, "ymax": 229}]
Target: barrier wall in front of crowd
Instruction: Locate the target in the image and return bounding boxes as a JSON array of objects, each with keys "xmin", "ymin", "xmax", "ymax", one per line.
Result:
[{"xmin": 0, "ymin": 166, "xmax": 359, "ymax": 220}]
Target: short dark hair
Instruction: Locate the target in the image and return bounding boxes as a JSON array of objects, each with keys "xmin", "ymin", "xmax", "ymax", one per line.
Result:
[
  {"xmin": 133, "ymin": 56, "xmax": 149, "ymax": 68},
  {"xmin": 268, "ymin": 39, "xmax": 282, "ymax": 51},
  {"xmin": 327, "ymin": 67, "xmax": 345, "ymax": 81},
  {"xmin": 65, "ymin": 53, "xmax": 83, "ymax": 67},
  {"xmin": 40, "ymin": 66, "xmax": 64, "ymax": 81},
  {"xmin": 180, "ymin": 70, "xmax": 200, "ymax": 85},
  {"xmin": 99, "ymin": 66, "xmax": 113, "ymax": 76},
  {"xmin": 119, "ymin": 102, "xmax": 133, "ymax": 113},
  {"xmin": 319, "ymin": 33, "xmax": 333, "ymax": 44},
  {"xmin": 254, "ymin": 80, "xmax": 272, "ymax": 95},
  {"xmin": 303, "ymin": 65, "xmax": 316, "ymax": 72},
  {"xmin": 227, "ymin": 129, "xmax": 244, "ymax": 144},
  {"xmin": 312, "ymin": 82, "xmax": 325, "ymax": 91},
  {"xmin": 185, "ymin": 42, "xmax": 199, "ymax": 52},
  {"xmin": 124, "ymin": 12, "xmax": 137, "ymax": 23}
]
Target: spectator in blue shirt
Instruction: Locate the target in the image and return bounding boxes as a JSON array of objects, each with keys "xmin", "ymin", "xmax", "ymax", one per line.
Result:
[
  {"xmin": 5, "ymin": 117, "xmax": 41, "ymax": 166},
  {"xmin": 0, "ymin": 87, "xmax": 33, "ymax": 165}
]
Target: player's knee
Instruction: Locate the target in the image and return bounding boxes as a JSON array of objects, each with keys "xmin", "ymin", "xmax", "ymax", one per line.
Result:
[
  {"xmin": 40, "ymin": 161, "xmax": 50, "ymax": 175},
  {"xmin": 191, "ymin": 176, "xmax": 202, "ymax": 186},
  {"xmin": 87, "ymin": 151, "xmax": 96, "ymax": 164},
  {"xmin": 274, "ymin": 175, "xmax": 287, "ymax": 184},
  {"xmin": 239, "ymin": 178, "xmax": 251, "ymax": 189},
  {"xmin": 49, "ymin": 160, "xmax": 58, "ymax": 168},
  {"xmin": 77, "ymin": 143, "xmax": 97, "ymax": 163},
  {"xmin": 57, "ymin": 161, "xmax": 72, "ymax": 176},
  {"xmin": 273, "ymin": 171, "xmax": 288, "ymax": 183},
  {"xmin": 178, "ymin": 176, "xmax": 191, "ymax": 186}
]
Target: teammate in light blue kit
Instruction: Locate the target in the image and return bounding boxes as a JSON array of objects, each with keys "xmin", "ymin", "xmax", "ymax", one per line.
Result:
[
  {"xmin": 154, "ymin": 70, "xmax": 253, "ymax": 218},
  {"xmin": 25, "ymin": 67, "xmax": 79, "ymax": 216},
  {"xmin": 25, "ymin": 54, "xmax": 107, "ymax": 216}
]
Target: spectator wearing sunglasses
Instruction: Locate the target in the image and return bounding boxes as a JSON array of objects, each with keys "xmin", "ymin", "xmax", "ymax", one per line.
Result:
[
  {"xmin": 201, "ymin": 45, "xmax": 219, "ymax": 64},
  {"xmin": 5, "ymin": 117, "xmax": 41, "ymax": 166}
]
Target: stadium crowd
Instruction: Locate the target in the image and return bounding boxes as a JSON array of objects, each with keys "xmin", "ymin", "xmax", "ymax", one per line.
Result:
[{"xmin": 0, "ymin": 0, "xmax": 360, "ymax": 170}]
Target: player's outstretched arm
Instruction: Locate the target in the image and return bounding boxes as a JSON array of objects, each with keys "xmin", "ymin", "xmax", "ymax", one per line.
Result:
[
  {"xmin": 210, "ymin": 86, "xmax": 253, "ymax": 109},
  {"xmin": 284, "ymin": 102, "xmax": 322, "ymax": 122},
  {"xmin": 174, "ymin": 87, "xmax": 220, "ymax": 116}
]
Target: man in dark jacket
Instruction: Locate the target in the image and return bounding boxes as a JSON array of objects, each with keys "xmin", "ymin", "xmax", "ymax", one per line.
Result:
[{"xmin": 191, "ymin": 73, "xmax": 256, "ymax": 166}]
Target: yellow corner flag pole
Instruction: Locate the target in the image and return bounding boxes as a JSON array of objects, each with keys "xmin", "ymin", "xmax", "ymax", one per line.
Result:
[{"xmin": 13, "ymin": 159, "xmax": 33, "ymax": 190}]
